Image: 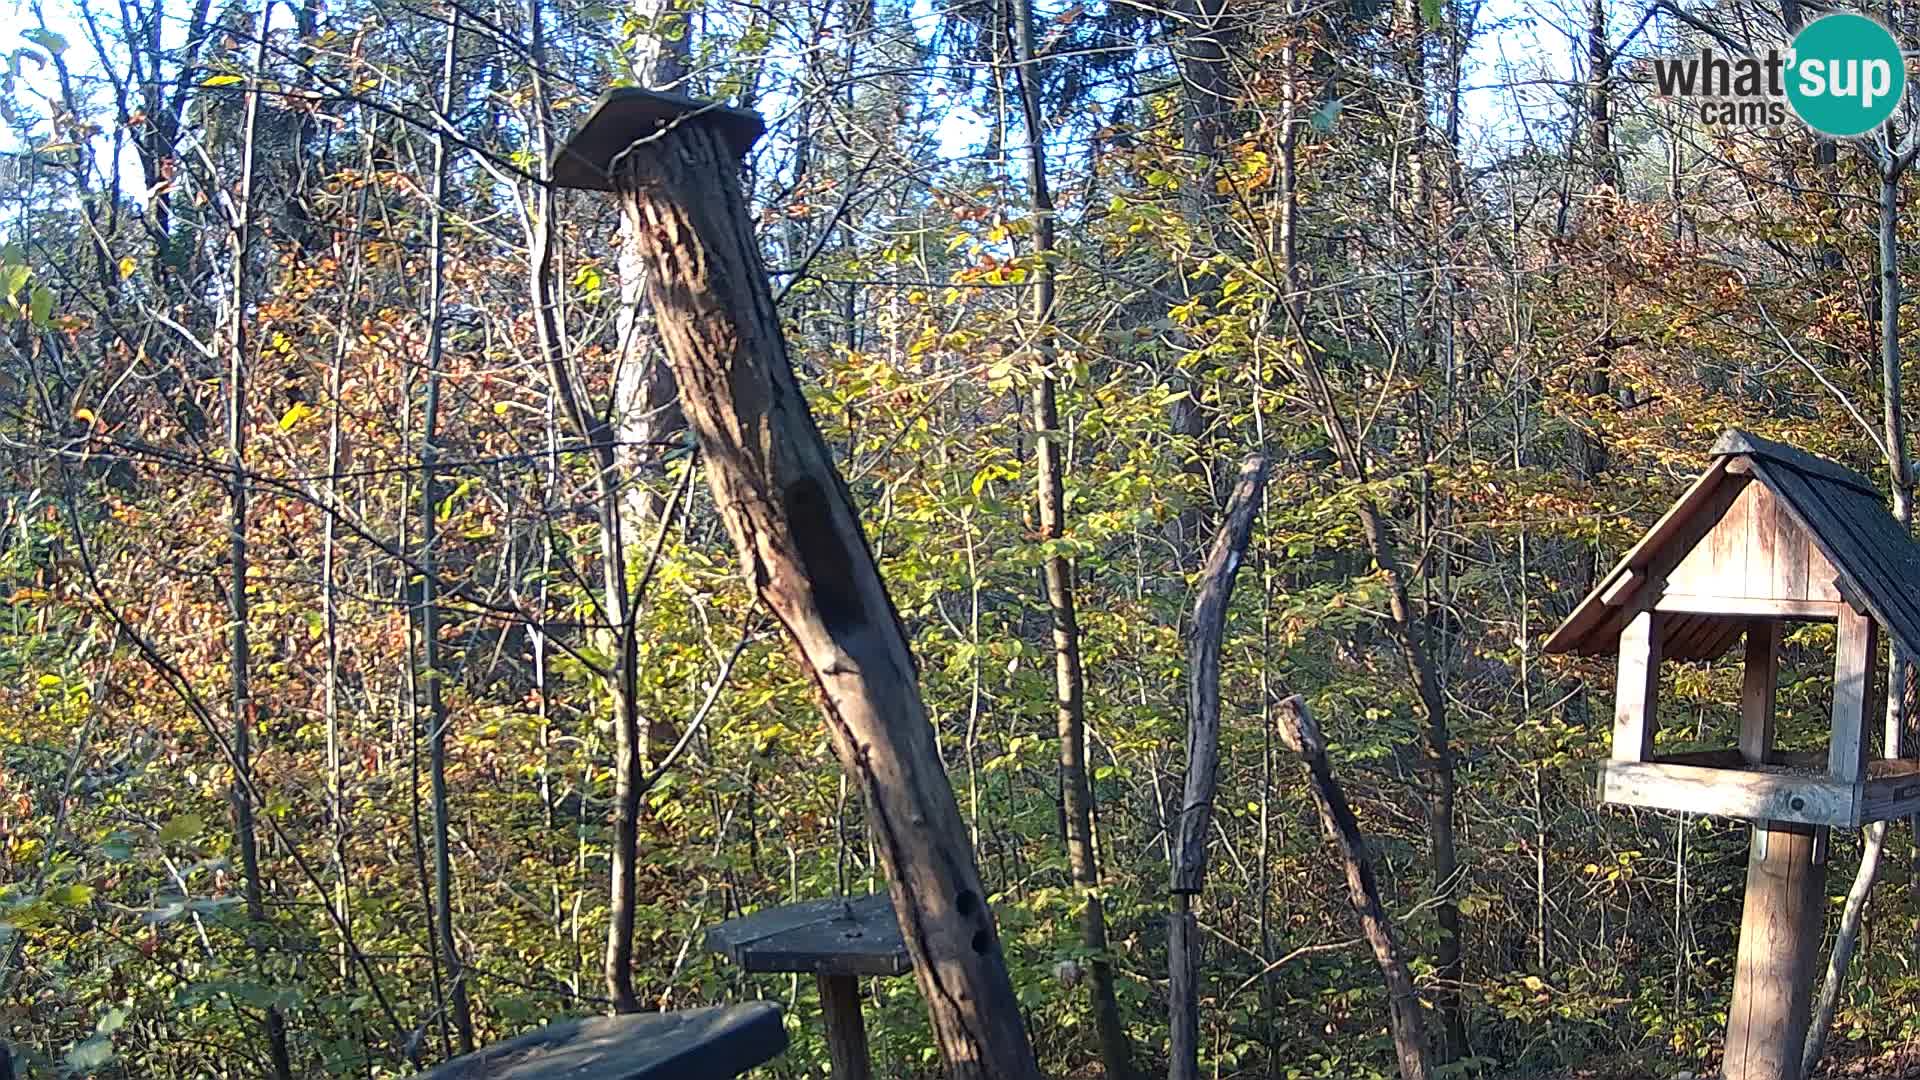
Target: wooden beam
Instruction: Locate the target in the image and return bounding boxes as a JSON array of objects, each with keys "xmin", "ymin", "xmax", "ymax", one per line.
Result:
[
  {"xmin": 1858, "ymin": 759, "xmax": 1920, "ymax": 823},
  {"xmin": 1654, "ymin": 595, "xmax": 1845, "ymax": 620},
  {"xmin": 1831, "ymin": 608, "xmax": 1877, "ymax": 783},
  {"xmin": 1600, "ymin": 568, "xmax": 1644, "ymax": 607},
  {"xmin": 1724, "ymin": 823, "xmax": 1827, "ymax": 1080},
  {"xmin": 1741, "ymin": 621, "xmax": 1780, "ymax": 765},
  {"xmin": 1598, "ymin": 760, "xmax": 1859, "ymax": 828},
  {"xmin": 1612, "ymin": 610, "xmax": 1661, "ymax": 762}
]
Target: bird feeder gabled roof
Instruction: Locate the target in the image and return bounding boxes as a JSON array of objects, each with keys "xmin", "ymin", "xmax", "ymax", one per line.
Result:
[{"xmin": 1543, "ymin": 429, "xmax": 1920, "ymax": 662}]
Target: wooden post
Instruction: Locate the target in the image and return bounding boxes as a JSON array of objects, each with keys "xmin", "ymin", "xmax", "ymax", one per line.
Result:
[
  {"xmin": 1613, "ymin": 609, "xmax": 1661, "ymax": 761},
  {"xmin": 1168, "ymin": 899, "xmax": 1200, "ymax": 1080},
  {"xmin": 604, "ymin": 100, "xmax": 1042, "ymax": 1080},
  {"xmin": 815, "ymin": 974, "xmax": 873, "ymax": 1080},
  {"xmin": 1830, "ymin": 607, "xmax": 1877, "ymax": 783},
  {"xmin": 1277, "ymin": 697, "xmax": 1432, "ymax": 1080},
  {"xmin": 1740, "ymin": 621, "xmax": 1779, "ymax": 765},
  {"xmin": 1723, "ymin": 822, "xmax": 1827, "ymax": 1080},
  {"xmin": 1169, "ymin": 455, "xmax": 1268, "ymax": 1080},
  {"xmin": 1725, "ymin": 618, "xmax": 1826, "ymax": 1080}
]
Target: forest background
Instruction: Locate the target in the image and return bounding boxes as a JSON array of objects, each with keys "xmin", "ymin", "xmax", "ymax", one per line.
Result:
[{"xmin": 5, "ymin": 0, "xmax": 1920, "ymax": 1074}]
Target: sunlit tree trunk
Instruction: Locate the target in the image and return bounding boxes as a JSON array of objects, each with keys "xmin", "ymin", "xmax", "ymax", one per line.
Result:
[
  {"xmin": 225, "ymin": 9, "xmax": 294, "ymax": 1077},
  {"xmin": 1011, "ymin": 2, "xmax": 1136, "ymax": 1075},
  {"xmin": 418, "ymin": 5, "xmax": 475, "ymax": 1053},
  {"xmin": 524, "ymin": 0, "xmax": 646, "ymax": 1013}
]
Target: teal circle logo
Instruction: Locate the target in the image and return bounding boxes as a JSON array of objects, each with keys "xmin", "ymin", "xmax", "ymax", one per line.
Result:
[{"xmin": 1786, "ymin": 13, "xmax": 1905, "ymax": 137}]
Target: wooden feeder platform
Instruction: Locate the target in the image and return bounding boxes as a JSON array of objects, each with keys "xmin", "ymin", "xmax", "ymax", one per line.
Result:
[
  {"xmin": 550, "ymin": 88, "xmax": 765, "ymax": 191},
  {"xmin": 1599, "ymin": 748, "xmax": 1920, "ymax": 828},
  {"xmin": 705, "ymin": 894, "xmax": 909, "ymax": 1080},
  {"xmin": 410, "ymin": 1002, "xmax": 785, "ymax": 1080}
]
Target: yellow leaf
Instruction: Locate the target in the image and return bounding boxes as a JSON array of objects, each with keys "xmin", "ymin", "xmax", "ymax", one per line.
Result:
[
  {"xmin": 117, "ymin": 256, "xmax": 136, "ymax": 279},
  {"xmin": 73, "ymin": 408, "xmax": 97, "ymax": 424},
  {"xmin": 278, "ymin": 402, "xmax": 316, "ymax": 431}
]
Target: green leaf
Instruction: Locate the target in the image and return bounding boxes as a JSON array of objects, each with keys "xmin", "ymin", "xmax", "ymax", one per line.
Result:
[
  {"xmin": 95, "ymin": 1008, "xmax": 127, "ymax": 1035},
  {"xmin": 1309, "ymin": 98, "xmax": 1343, "ymax": 134},
  {"xmin": 1419, "ymin": 0, "xmax": 1442, "ymax": 27},
  {"xmin": 28, "ymin": 284, "xmax": 52, "ymax": 325},
  {"xmin": 22, "ymin": 28, "xmax": 67, "ymax": 56},
  {"xmin": 45, "ymin": 883, "xmax": 93, "ymax": 907},
  {"xmin": 157, "ymin": 812, "xmax": 204, "ymax": 845},
  {"xmin": 65, "ymin": 1035, "xmax": 113, "ymax": 1072}
]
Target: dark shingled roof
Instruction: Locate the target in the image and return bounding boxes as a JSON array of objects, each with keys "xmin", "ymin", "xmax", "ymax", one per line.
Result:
[{"xmin": 1543, "ymin": 429, "xmax": 1920, "ymax": 662}]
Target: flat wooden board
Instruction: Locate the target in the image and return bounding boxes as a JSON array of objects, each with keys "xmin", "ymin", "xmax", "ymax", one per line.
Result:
[
  {"xmin": 705, "ymin": 894, "xmax": 911, "ymax": 977},
  {"xmin": 410, "ymin": 1003, "xmax": 786, "ymax": 1080},
  {"xmin": 1599, "ymin": 758, "xmax": 1860, "ymax": 827}
]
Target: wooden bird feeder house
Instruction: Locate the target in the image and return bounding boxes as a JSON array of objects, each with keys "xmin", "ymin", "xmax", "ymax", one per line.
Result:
[
  {"xmin": 1545, "ymin": 429, "xmax": 1920, "ymax": 1080},
  {"xmin": 1545, "ymin": 429, "xmax": 1920, "ymax": 827}
]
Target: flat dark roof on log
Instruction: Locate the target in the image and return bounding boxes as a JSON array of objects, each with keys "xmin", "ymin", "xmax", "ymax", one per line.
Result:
[
  {"xmin": 551, "ymin": 88, "xmax": 765, "ymax": 191},
  {"xmin": 705, "ymin": 893, "xmax": 910, "ymax": 978},
  {"xmin": 1544, "ymin": 429, "xmax": 1920, "ymax": 661}
]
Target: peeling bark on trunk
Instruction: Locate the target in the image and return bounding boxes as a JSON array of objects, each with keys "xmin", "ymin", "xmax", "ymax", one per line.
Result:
[{"xmin": 611, "ymin": 119, "xmax": 1043, "ymax": 1080}]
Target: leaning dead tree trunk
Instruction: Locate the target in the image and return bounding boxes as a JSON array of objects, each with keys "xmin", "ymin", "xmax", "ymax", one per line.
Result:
[
  {"xmin": 581, "ymin": 93, "xmax": 1043, "ymax": 1080},
  {"xmin": 1170, "ymin": 455, "xmax": 1268, "ymax": 1080},
  {"xmin": 1277, "ymin": 696, "xmax": 1432, "ymax": 1080}
]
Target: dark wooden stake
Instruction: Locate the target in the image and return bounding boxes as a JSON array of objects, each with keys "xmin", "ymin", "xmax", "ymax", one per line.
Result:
[
  {"xmin": 1277, "ymin": 696, "xmax": 1433, "ymax": 1080},
  {"xmin": 816, "ymin": 974, "xmax": 873, "ymax": 1080},
  {"xmin": 605, "ymin": 101, "xmax": 1042, "ymax": 1080},
  {"xmin": 1170, "ymin": 455, "xmax": 1268, "ymax": 1080}
]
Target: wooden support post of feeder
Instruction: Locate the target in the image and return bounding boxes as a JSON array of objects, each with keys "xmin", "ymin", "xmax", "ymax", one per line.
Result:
[
  {"xmin": 551, "ymin": 89, "xmax": 1042, "ymax": 1080},
  {"xmin": 1543, "ymin": 430, "xmax": 1920, "ymax": 1080},
  {"xmin": 705, "ymin": 894, "xmax": 911, "ymax": 1080}
]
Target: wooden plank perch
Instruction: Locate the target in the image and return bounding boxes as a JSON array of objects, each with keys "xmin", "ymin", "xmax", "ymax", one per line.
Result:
[
  {"xmin": 1169, "ymin": 454, "xmax": 1268, "ymax": 1080},
  {"xmin": 1277, "ymin": 695, "xmax": 1432, "ymax": 1080},
  {"xmin": 598, "ymin": 98, "xmax": 1041, "ymax": 1080}
]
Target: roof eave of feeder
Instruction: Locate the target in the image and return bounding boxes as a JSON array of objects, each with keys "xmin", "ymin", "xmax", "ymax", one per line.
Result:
[
  {"xmin": 550, "ymin": 88, "xmax": 766, "ymax": 192},
  {"xmin": 1543, "ymin": 428, "xmax": 1920, "ymax": 662}
]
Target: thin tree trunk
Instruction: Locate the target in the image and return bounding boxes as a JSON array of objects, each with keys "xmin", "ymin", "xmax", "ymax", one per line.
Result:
[
  {"xmin": 419, "ymin": 6, "xmax": 474, "ymax": 1052},
  {"xmin": 1804, "ymin": 155, "xmax": 1916, "ymax": 1076},
  {"xmin": 612, "ymin": 0, "xmax": 692, "ymax": 534},
  {"xmin": 607, "ymin": 104, "xmax": 1044, "ymax": 1080},
  {"xmin": 1170, "ymin": 455, "xmax": 1269, "ymax": 1080},
  {"xmin": 225, "ymin": 9, "xmax": 293, "ymax": 1077},
  {"xmin": 523, "ymin": 3, "xmax": 646, "ymax": 1012},
  {"xmin": 1010, "ymin": 2, "xmax": 1134, "ymax": 1073},
  {"xmin": 1275, "ymin": 32, "xmax": 1465, "ymax": 1062},
  {"xmin": 1277, "ymin": 696, "xmax": 1433, "ymax": 1080}
]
